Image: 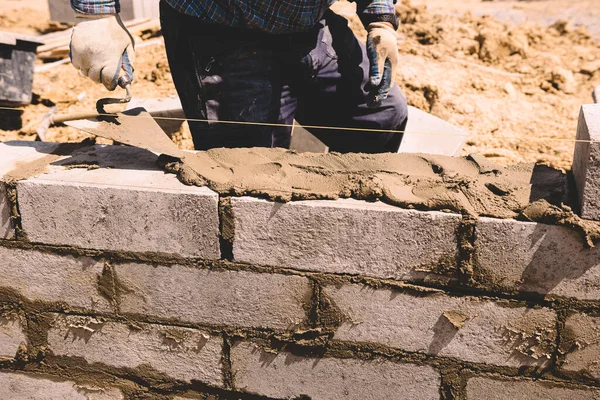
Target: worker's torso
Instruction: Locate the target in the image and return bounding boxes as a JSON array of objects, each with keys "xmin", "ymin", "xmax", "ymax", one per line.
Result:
[{"xmin": 164, "ymin": 0, "xmax": 338, "ymax": 34}]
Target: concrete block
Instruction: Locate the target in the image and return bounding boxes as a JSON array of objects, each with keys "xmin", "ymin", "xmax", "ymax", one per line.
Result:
[
  {"xmin": 573, "ymin": 104, "xmax": 600, "ymax": 220},
  {"xmin": 17, "ymin": 158, "xmax": 220, "ymax": 258},
  {"xmin": 0, "ymin": 314, "xmax": 26, "ymax": 359},
  {"xmin": 561, "ymin": 312, "xmax": 600, "ymax": 379},
  {"xmin": 399, "ymin": 106, "xmax": 468, "ymax": 157},
  {"xmin": 230, "ymin": 341, "xmax": 441, "ymax": 400},
  {"xmin": 48, "ymin": 314, "xmax": 223, "ymax": 386},
  {"xmin": 0, "ymin": 371, "xmax": 124, "ymax": 400},
  {"xmin": 232, "ymin": 197, "xmax": 461, "ymax": 281},
  {"xmin": 1, "ymin": 182, "xmax": 12, "ymax": 239},
  {"xmin": 475, "ymin": 217, "xmax": 600, "ymax": 300},
  {"xmin": 325, "ymin": 284, "xmax": 556, "ymax": 367},
  {"xmin": 467, "ymin": 376, "xmax": 600, "ymax": 400},
  {"xmin": 0, "ymin": 246, "xmax": 111, "ymax": 312},
  {"xmin": 116, "ymin": 263, "xmax": 311, "ymax": 330}
]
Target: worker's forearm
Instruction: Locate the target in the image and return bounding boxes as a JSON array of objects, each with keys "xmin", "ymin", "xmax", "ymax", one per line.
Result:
[
  {"xmin": 70, "ymin": 0, "xmax": 120, "ymax": 14},
  {"xmin": 352, "ymin": 0, "xmax": 398, "ymax": 29},
  {"xmin": 355, "ymin": 0, "xmax": 397, "ymax": 15}
]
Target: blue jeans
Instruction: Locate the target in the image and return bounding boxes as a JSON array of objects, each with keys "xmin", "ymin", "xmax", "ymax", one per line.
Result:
[{"xmin": 160, "ymin": 1, "xmax": 408, "ymax": 153}]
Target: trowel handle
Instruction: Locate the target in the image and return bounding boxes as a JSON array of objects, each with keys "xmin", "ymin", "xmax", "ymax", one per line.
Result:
[
  {"xmin": 117, "ymin": 75, "xmax": 132, "ymax": 100},
  {"xmin": 52, "ymin": 112, "xmax": 102, "ymax": 124},
  {"xmin": 96, "ymin": 76, "xmax": 133, "ymax": 114}
]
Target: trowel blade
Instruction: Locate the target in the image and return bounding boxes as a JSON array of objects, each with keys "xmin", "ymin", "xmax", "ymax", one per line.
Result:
[{"xmin": 65, "ymin": 107, "xmax": 185, "ymax": 159}]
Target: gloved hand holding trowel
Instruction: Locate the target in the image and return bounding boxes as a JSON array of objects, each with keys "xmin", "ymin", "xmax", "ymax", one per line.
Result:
[
  {"xmin": 70, "ymin": 10, "xmax": 135, "ymax": 91},
  {"xmin": 68, "ymin": 0, "xmax": 408, "ymax": 153}
]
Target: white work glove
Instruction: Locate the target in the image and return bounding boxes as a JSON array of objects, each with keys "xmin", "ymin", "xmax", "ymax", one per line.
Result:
[
  {"xmin": 366, "ymin": 22, "xmax": 399, "ymax": 107},
  {"xmin": 70, "ymin": 12, "xmax": 135, "ymax": 91}
]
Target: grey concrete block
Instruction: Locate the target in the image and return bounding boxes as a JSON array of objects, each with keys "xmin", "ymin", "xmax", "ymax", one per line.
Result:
[
  {"xmin": 573, "ymin": 104, "xmax": 600, "ymax": 220},
  {"xmin": 116, "ymin": 263, "xmax": 311, "ymax": 330},
  {"xmin": 48, "ymin": 314, "xmax": 223, "ymax": 386},
  {"xmin": 230, "ymin": 341, "xmax": 441, "ymax": 400},
  {"xmin": 232, "ymin": 197, "xmax": 461, "ymax": 281},
  {"xmin": 2, "ymin": 141, "xmax": 220, "ymax": 257},
  {"xmin": 0, "ymin": 372, "xmax": 124, "ymax": 400},
  {"xmin": 561, "ymin": 312, "xmax": 600, "ymax": 379},
  {"xmin": 475, "ymin": 217, "xmax": 600, "ymax": 300},
  {"xmin": 325, "ymin": 284, "xmax": 556, "ymax": 368},
  {"xmin": 17, "ymin": 163, "xmax": 220, "ymax": 258},
  {"xmin": 0, "ymin": 314, "xmax": 26, "ymax": 360},
  {"xmin": 467, "ymin": 376, "xmax": 600, "ymax": 400},
  {"xmin": 0, "ymin": 246, "xmax": 112, "ymax": 312}
]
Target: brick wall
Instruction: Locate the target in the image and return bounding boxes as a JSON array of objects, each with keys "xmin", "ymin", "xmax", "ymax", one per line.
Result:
[{"xmin": 1, "ymin": 141, "xmax": 600, "ymax": 399}]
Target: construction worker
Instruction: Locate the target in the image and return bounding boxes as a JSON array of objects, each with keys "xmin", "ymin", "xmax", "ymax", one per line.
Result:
[{"xmin": 70, "ymin": 0, "xmax": 408, "ymax": 153}]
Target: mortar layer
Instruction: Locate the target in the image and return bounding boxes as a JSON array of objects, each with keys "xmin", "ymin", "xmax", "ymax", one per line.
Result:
[{"xmin": 160, "ymin": 148, "xmax": 600, "ymax": 244}]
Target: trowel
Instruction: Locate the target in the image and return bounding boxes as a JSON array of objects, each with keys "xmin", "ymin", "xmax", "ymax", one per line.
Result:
[{"xmin": 64, "ymin": 77, "xmax": 185, "ymax": 159}]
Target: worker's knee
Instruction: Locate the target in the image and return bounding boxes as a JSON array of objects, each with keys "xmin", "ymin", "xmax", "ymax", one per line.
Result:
[
  {"xmin": 365, "ymin": 85, "xmax": 407, "ymax": 153},
  {"xmin": 380, "ymin": 85, "xmax": 408, "ymax": 131}
]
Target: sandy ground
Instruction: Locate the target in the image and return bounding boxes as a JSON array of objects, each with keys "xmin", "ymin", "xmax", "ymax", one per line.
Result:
[
  {"xmin": 1, "ymin": 0, "xmax": 599, "ymax": 170},
  {"xmin": 413, "ymin": 0, "xmax": 600, "ymax": 40}
]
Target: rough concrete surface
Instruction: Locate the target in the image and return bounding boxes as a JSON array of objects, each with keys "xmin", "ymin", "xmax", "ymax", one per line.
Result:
[
  {"xmin": 467, "ymin": 376, "xmax": 600, "ymax": 400},
  {"xmin": 475, "ymin": 217, "xmax": 600, "ymax": 300},
  {"xmin": 116, "ymin": 263, "xmax": 311, "ymax": 330},
  {"xmin": 561, "ymin": 312, "xmax": 600, "ymax": 379},
  {"xmin": 325, "ymin": 284, "xmax": 556, "ymax": 367},
  {"xmin": 0, "ymin": 182, "xmax": 12, "ymax": 239},
  {"xmin": 0, "ymin": 371, "xmax": 124, "ymax": 400},
  {"xmin": 47, "ymin": 315, "xmax": 223, "ymax": 386},
  {"xmin": 232, "ymin": 197, "xmax": 461, "ymax": 280},
  {"xmin": 0, "ymin": 246, "xmax": 112, "ymax": 312},
  {"xmin": 573, "ymin": 104, "xmax": 600, "ymax": 221},
  {"xmin": 18, "ymin": 176, "xmax": 220, "ymax": 258},
  {"xmin": 0, "ymin": 314, "xmax": 26, "ymax": 359},
  {"xmin": 230, "ymin": 341, "xmax": 441, "ymax": 400}
]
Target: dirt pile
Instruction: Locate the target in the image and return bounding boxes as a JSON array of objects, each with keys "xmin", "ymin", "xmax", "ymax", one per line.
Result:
[{"xmin": 0, "ymin": 5, "xmax": 53, "ymax": 35}]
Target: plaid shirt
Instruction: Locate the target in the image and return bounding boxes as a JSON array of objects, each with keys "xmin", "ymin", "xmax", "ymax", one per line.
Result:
[{"xmin": 71, "ymin": 0, "xmax": 397, "ymax": 33}]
